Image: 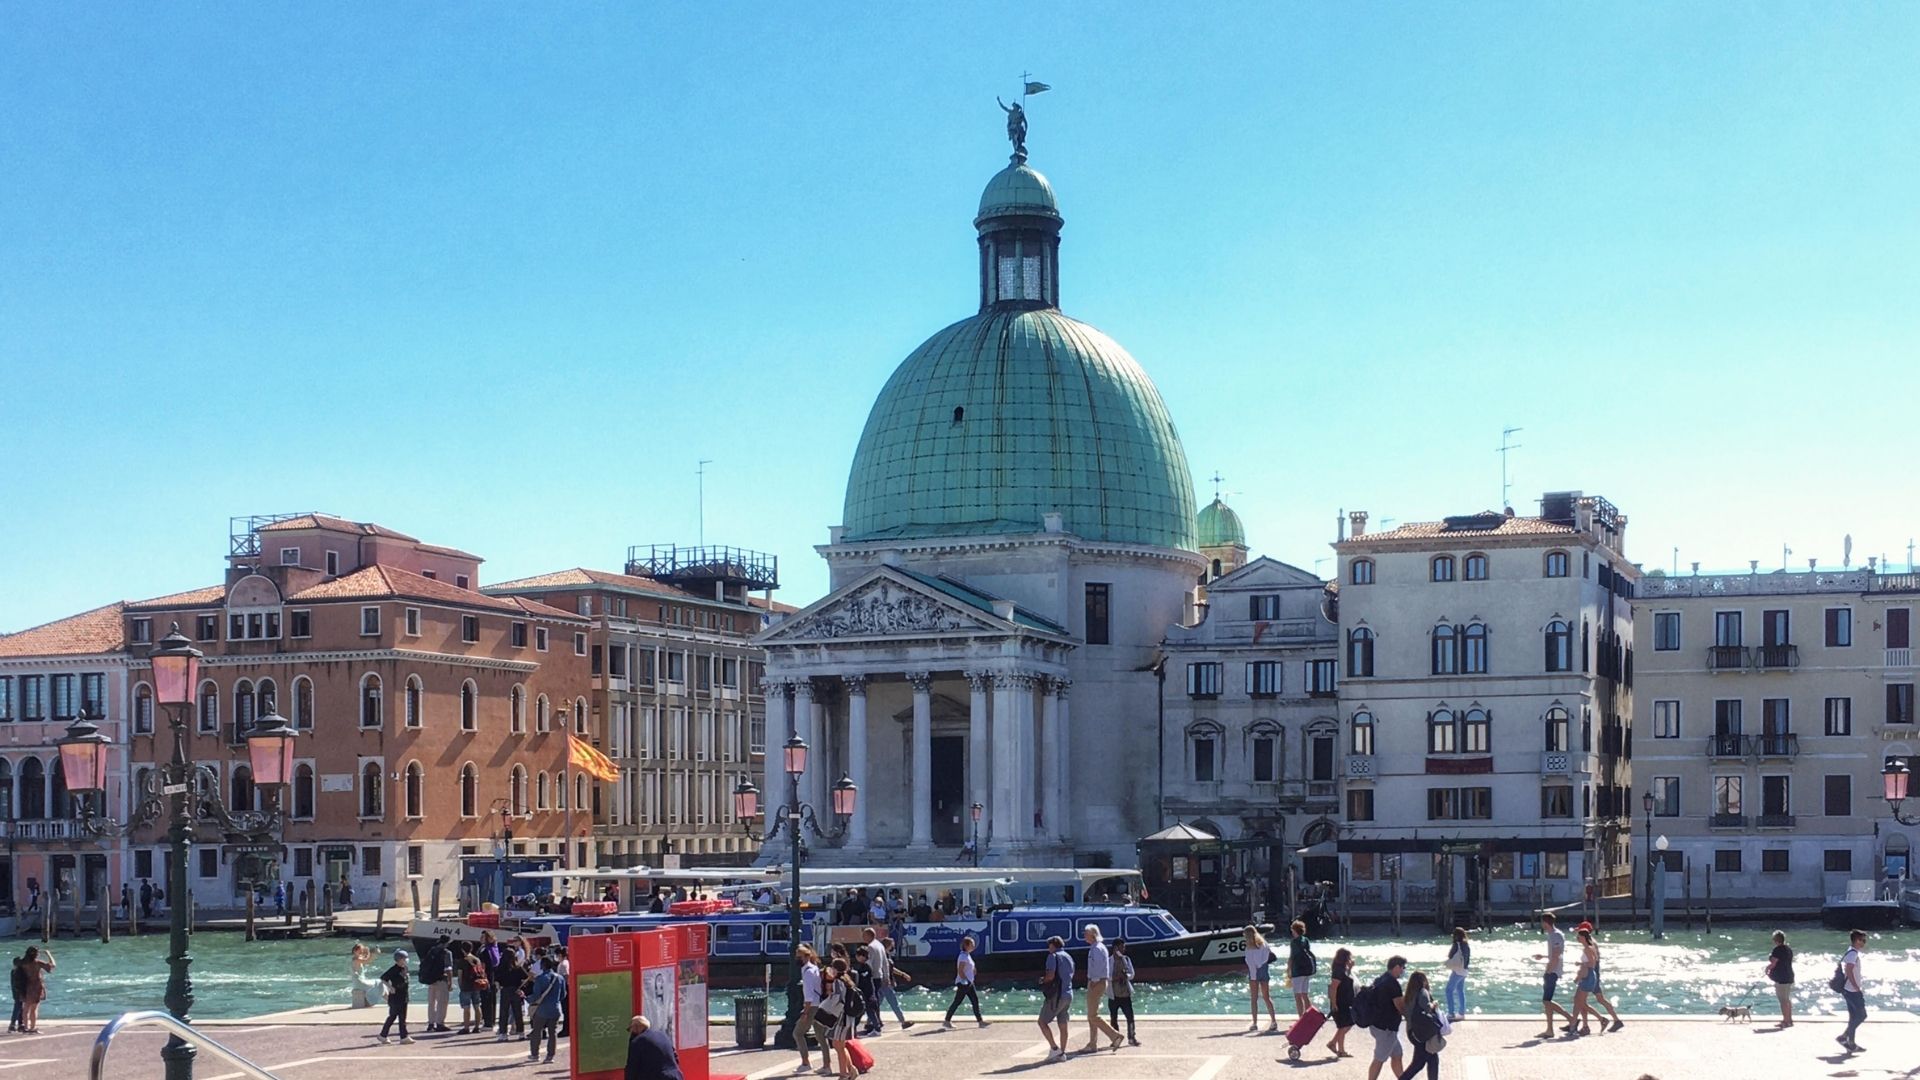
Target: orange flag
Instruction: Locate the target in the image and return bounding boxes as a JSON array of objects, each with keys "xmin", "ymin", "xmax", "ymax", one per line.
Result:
[{"xmin": 568, "ymin": 735, "xmax": 619, "ymax": 782}]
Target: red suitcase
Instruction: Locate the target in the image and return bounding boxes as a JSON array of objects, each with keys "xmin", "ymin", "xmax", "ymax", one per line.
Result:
[
  {"xmin": 846, "ymin": 1038, "xmax": 875, "ymax": 1074},
  {"xmin": 1284, "ymin": 1007, "xmax": 1326, "ymax": 1061}
]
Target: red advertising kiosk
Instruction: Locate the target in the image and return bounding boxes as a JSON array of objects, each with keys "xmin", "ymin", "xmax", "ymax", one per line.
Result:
[{"xmin": 568, "ymin": 925, "xmax": 710, "ymax": 1080}]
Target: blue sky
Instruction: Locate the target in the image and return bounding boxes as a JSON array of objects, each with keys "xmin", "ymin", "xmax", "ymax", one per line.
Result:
[{"xmin": 4, "ymin": 4, "xmax": 1917, "ymax": 631}]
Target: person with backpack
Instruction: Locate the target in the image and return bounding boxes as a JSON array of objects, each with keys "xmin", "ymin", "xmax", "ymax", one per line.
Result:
[
  {"xmin": 1356, "ymin": 954, "xmax": 1407, "ymax": 1080},
  {"xmin": 1834, "ymin": 929, "xmax": 1867, "ymax": 1054},
  {"xmin": 1396, "ymin": 970, "xmax": 1443, "ymax": 1080},
  {"xmin": 456, "ymin": 942, "xmax": 491, "ymax": 1034},
  {"xmin": 820, "ymin": 958, "xmax": 863, "ymax": 1080},
  {"xmin": 1286, "ymin": 919, "xmax": 1318, "ymax": 1017},
  {"xmin": 1037, "ymin": 936, "xmax": 1075, "ymax": 1062},
  {"xmin": 1242, "ymin": 925, "xmax": 1279, "ymax": 1033},
  {"xmin": 476, "ymin": 931, "xmax": 501, "ymax": 1031},
  {"xmin": 495, "ymin": 944, "xmax": 529, "ymax": 1040},
  {"xmin": 1107, "ymin": 939, "xmax": 1139, "ymax": 1047},
  {"xmin": 525, "ymin": 955, "xmax": 566, "ymax": 1064},
  {"xmin": 852, "ymin": 947, "xmax": 882, "ymax": 1038},
  {"xmin": 420, "ymin": 933, "xmax": 453, "ymax": 1034}
]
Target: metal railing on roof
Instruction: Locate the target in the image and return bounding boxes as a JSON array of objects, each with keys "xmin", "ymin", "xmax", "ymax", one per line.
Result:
[
  {"xmin": 228, "ymin": 512, "xmax": 325, "ymax": 558},
  {"xmin": 91, "ymin": 1009, "xmax": 283, "ymax": 1080},
  {"xmin": 625, "ymin": 544, "xmax": 778, "ymax": 590}
]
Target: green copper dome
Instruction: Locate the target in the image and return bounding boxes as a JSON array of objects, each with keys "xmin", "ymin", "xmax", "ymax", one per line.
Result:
[
  {"xmin": 976, "ymin": 162, "xmax": 1060, "ymax": 222},
  {"xmin": 842, "ymin": 307, "xmax": 1197, "ymax": 550},
  {"xmin": 1197, "ymin": 497, "xmax": 1246, "ymax": 548}
]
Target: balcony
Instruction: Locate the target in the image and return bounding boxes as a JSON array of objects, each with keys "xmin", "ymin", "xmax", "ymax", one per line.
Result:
[
  {"xmin": 0, "ymin": 820, "xmax": 94, "ymax": 842},
  {"xmin": 1541, "ymin": 751, "xmax": 1572, "ymax": 775},
  {"xmin": 1276, "ymin": 779, "xmax": 1341, "ymax": 813},
  {"xmin": 1709, "ymin": 812, "xmax": 1747, "ymax": 829},
  {"xmin": 1754, "ymin": 644, "xmax": 1800, "ymax": 670},
  {"xmin": 1707, "ymin": 645, "xmax": 1748, "ymax": 672},
  {"xmin": 1754, "ymin": 733, "xmax": 1799, "ymax": 759},
  {"xmin": 1345, "ymin": 754, "xmax": 1374, "ymax": 779},
  {"xmin": 1706, "ymin": 734, "xmax": 1747, "ymax": 759},
  {"xmin": 1757, "ymin": 812, "xmax": 1797, "ymax": 828},
  {"xmin": 1889, "ymin": 648, "xmax": 1913, "ymax": 669}
]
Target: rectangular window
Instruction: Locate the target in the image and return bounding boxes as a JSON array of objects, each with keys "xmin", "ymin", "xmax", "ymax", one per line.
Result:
[
  {"xmin": 1252, "ymin": 735, "xmax": 1276, "ymax": 782},
  {"xmin": 460, "ymin": 615, "xmax": 478, "ymax": 643},
  {"xmin": 360, "ymin": 607, "xmax": 381, "ymax": 636},
  {"xmin": 362, "ymin": 847, "xmax": 382, "ymax": 876},
  {"xmin": 1245, "ymin": 661, "xmax": 1280, "ymax": 697},
  {"xmin": 134, "ymin": 849, "xmax": 154, "ymax": 879},
  {"xmin": 1714, "ymin": 611, "xmax": 1743, "ymax": 647},
  {"xmin": 404, "ymin": 608, "xmax": 421, "ymax": 637},
  {"xmin": 1541, "ymin": 786, "xmax": 1573, "ymax": 818},
  {"xmin": 280, "ymin": 546, "xmax": 301, "ymax": 566},
  {"xmin": 1308, "ymin": 659, "xmax": 1338, "ymax": 695},
  {"xmin": 1185, "ymin": 662, "xmax": 1222, "ymax": 698},
  {"xmin": 1084, "ymin": 583, "xmax": 1111, "ymax": 645},
  {"xmin": 1761, "ymin": 850, "xmax": 1790, "ymax": 873},
  {"xmin": 1824, "ymin": 696, "xmax": 1852, "ymax": 736},
  {"xmin": 1427, "ymin": 788, "xmax": 1459, "ymax": 820},
  {"xmin": 1761, "ymin": 775, "xmax": 1790, "ymax": 817},
  {"xmin": 665, "ymin": 652, "xmax": 685, "ymax": 683},
  {"xmin": 1762, "ymin": 697, "xmax": 1790, "ymax": 735},
  {"xmin": 1428, "ymin": 712, "xmax": 1456, "ymax": 753},
  {"xmin": 196, "ymin": 614, "xmax": 218, "ymax": 641},
  {"xmin": 1889, "ymin": 683, "xmax": 1915, "ymax": 725},
  {"xmin": 0, "ymin": 676, "xmax": 11, "ymax": 721},
  {"xmin": 80, "ymin": 673, "xmax": 104, "ymax": 715},
  {"xmin": 1192, "ymin": 736, "xmax": 1216, "ymax": 782},
  {"xmin": 1652, "ymin": 775, "xmax": 1679, "ymax": 816},
  {"xmin": 1346, "ymin": 788, "xmax": 1374, "ymax": 821},
  {"xmin": 1762, "ymin": 609, "xmax": 1790, "ymax": 647},
  {"xmin": 50, "ymin": 675, "xmax": 76, "ymax": 720},
  {"xmin": 1713, "ymin": 775, "xmax": 1743, "ymax": 815},
  {"xmin": 21, "ymin": 676, "xmax": 45, "ymax": 720},
  {"xmin": 198, "ymin": 848, "xmax": 219, "ymax": 879},
  {"xmin": 1462, "ymin": 787, "xmax": 1492, "ymax": 819},
  {"xmin": 696, "ymin": 655, "xmax": 712, "ymax": 691},
  {"xmin": 132, "ymin": 618, "xmax": 152, "ymax": 644},
  {"xmin": 1247, "ymin": 595, "xmax": 1281, "ymax": 621},
  {"xmin": 1652, "ymin": 699, "xmax": 1680, "ymax": 739},
  {"xmin": 325, "ymin": 551, "xmax": 340, "ymax": 576},
  {"xmin": 1825, "ymin": 607, "xmax": 1852, "ymax": 647},
  {"xmin": 1889, "ymin": 607, "xmax": 1911, "ymax": 649},
  {"xmin": 288, "ymin": 610, "xmax": 310, "ymax": 638},
  {"xmin": 1714, "ymin": 699, "xmax": 1743, "ymax": 736},
  {"xmin": 1824, "ymin": 774, "xmax": 1851, "ymax": 817},
  {"xmin": 720, "ymin": 657, "xmax": 738, "ymax": 688},
  {"xmin": 1653, "ymin": 612, "xmax": 1680, "ymax": 651},
  {"xmin": 536, "ymin": 626, "xmax": 549, "ymax": 651},
  {"xmin": 574, "ymin": 633, "xmax": 588, "ymax": 657},
  {"xmin": 454, "ymin": 575, "xmax": 469, "ymax": 590},
  {"xmin": 1714, "ymin": 849, "xmax": 1741, "ymax": 873},
  {"xmin": 511, "ymin": 622, "xmax": 528, "ymax": 648},
  {"xmin": 407, "ymin": 846, "xmax": 424, "ymax": 876},
  {"xmin": 1825, "ymin": 849, "xmax": 1853, "ymax": 873}
]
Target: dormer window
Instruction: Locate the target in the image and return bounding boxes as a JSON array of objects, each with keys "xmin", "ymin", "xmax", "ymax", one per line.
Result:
[{"xmin": 280, "ymin": 547, "xmax": 301, "ymax": 566}]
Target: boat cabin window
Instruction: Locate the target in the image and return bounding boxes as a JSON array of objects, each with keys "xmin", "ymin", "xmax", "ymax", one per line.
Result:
[
  {"xmin": 1125, "ymin": 916, "xmax": 1160, "ymax": 940},
  {"xmin": 1026, "ymin": 918, "xmax": 1074, "ymax": 943},
  {"xmin": 1087, "ymin": 917, "xmax": 1122, "ymax": 941},
  {"xmin": 997, "ymin": 920, "xmax": 1018, "ymax": 945},
  {"xmin": 717, "ymin": 924, "xmax": 760, "ymax": 943},
  {"xmin": 766, "ymin": 923, "xmax": 790, "ymax": 945}
]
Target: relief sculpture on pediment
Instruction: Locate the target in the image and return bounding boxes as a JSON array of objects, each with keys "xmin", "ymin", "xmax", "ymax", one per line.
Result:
[{"xmin": 792, "ymin": 582, "xmax": 974, "ymax": 639}]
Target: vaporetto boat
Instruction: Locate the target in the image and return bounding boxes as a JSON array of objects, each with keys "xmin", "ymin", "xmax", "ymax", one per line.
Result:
[{"xmin": 408, "ymin": 866, "xmax": 1258, "ymax": 988}]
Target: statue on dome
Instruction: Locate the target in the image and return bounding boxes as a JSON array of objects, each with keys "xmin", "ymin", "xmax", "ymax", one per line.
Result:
[{"xmin": 997, "ymin": 96, "xmax": 1028, "ymax": 160}]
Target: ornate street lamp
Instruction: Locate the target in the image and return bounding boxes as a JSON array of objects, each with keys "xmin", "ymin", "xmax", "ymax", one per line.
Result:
[
  {"xmin": 739, "ymin": 733, "xmax": 855, "ymax": 1050},
  {"xmin": 969, "ymin": 802, "xmax": 984, "ymax": 867},
  {"xmin": 1641, "ymin": 789, "xmax": 1656, "ymax": 920},
  {"xmin": 1884, "ymin": 758, "xmax": 1917, "ymax": 826},
  {"xmin": 62, "ymin": 623, "xmax": 294, "ymax": 1080}
]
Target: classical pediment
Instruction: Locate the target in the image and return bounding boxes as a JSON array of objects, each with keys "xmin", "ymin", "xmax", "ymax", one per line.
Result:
[
  {"xmin": 758, "ymin": 568, "xmax": 1012, "ymax": 644},
  {"xmin": 1211, "ymin": 556, "xmax": 1325, "ymax": 590}
]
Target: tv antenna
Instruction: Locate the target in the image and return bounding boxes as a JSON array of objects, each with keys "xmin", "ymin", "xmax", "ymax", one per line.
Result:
[
  {"xmin": 697, "ymin": 460, "xmax": 714, "ymax": 546},
  {"xmin": 1498, "ymin": 427, "xmax": 1523, "ymax": 509}
]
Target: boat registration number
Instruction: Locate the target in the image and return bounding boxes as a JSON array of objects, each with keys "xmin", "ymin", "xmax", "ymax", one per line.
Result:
[{"xmin": 1201, "ymin": 936, "xmax": 1248, "ymax": 961}]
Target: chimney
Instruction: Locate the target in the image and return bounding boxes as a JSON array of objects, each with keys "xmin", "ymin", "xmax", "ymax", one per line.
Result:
[
  {"xmin": 1337, "ymin": 509, "xmax": 1346, "ymax": 542},
  {"xmin": 1808, "ymin": 558, "xmax": 1818, "ymax": 572},
  {"xmin": 1749, "ymin": 560, "xmax": 1760, "ymax": 574},
  {"xmin": 1349, "ymin": 511, "xmax": 1369, "ymax": 538}
]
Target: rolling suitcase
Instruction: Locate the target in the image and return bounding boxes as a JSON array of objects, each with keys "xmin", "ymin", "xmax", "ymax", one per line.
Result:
[
  {"xmin": 1284, "ymin": 1006, "xmax": 1326, "ymax": 1061},
  {"xmin": 846, "ymin": 1037, "xmax": 875, "ymax": 1074}
]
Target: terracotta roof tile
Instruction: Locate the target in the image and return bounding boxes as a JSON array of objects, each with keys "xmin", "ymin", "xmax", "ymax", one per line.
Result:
[
  {"xmin": 487, "ymin": 567, "xmax": 691, "ymax": 602},
  {"xmin": 126, "ymin": 585, "xmax": 228, "ymax": 611},
  {"xmin": 256, "ymin": 514, "xmax": 420, "ymax": 542},
  {"xmin": 748, "ymin": 595, "xmax": 800, "ymax": 615},
  {"xmin": 1349, "ymin": 515, "xmax": 1578, "ymax": 544},
  {"xmin": 415, "ymin": 543, "xmax": 484, "ymax": 561},
  {"xmin": 291, "ymin": 566, "xmax": 580, "ymax": 620},
  {"xmin": 0, "ymin": 602, "xmax": 128, "ymax": 657}
]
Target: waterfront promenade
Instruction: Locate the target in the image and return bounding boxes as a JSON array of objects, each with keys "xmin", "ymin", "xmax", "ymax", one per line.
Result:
[{"xmin": 21, "ymin": 1007, "xmax": 1919, "ymax": 1080}]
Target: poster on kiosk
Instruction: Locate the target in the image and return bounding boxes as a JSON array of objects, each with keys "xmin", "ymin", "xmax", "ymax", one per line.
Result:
[{"xmin": 568, "ymin": 925, "xmax": 710, "ymax": 1080}]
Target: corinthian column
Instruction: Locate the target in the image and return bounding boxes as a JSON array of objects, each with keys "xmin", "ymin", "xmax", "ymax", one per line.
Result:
[
  {"xmin": 1051, "ymin": 678, "xmax": 1072, "ymax": 844},
  {"xmin": 966, "ymin": 671, "xmax": 992, "ymax": 851},
  {"xmin": 763, "ymin": 679, "xmax": 791, "ymax": 820},
  {"xmin": 908, "ymin": 672, "xmax": 934, "ymax": 849},
  {"xmin": 843, "ymin": 674, "xmax": 869, "ymax": 850}
]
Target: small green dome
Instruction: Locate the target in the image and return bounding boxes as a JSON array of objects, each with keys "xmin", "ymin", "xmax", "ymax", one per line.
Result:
[
  {"xmin": 1197, "ymin": 497, "xmax": 1246, "ymax": 548},
  {"xmin": 842, "ymin": 308, "xmax": 1197, "ymax": 551},
  {"xmin": 976, "ymin": 162, "xmax": 1060, "ymax": 223}
]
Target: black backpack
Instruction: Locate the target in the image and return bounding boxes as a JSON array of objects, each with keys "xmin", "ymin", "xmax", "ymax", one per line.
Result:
[{"xmin": 1351, "ymin": 980, "xmax": 1376, "ymax": 1028}]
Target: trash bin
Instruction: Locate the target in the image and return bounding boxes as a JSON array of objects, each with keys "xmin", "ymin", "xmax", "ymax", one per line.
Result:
[{"xmin": 734, "ymin": 993, "xmax": 768, "ymax": 1048}]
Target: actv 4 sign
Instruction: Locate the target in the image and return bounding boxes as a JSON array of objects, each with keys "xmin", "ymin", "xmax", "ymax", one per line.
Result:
[{"xmin": 568, "ymin": 925, "xmax": 710, "ymax": 1080}]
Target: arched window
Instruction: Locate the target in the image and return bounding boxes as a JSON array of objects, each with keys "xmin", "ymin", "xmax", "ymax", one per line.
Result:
[
  {"xmin": 558, "ymin": 770, "xmax": 568, "ymax": 810},
  {"xmin": 536, "ymin": 771, "xmax": 550, "ymax": 810},
  {"xmin": 1432, "ymin": 625, "xmax": 1459, "ymax": 675},
  {"xmin": 291, "ymin": 677, "xmax": 314, "ymax": 730},
  {"xmin": 293, "ymin": 763, "xmax": 315, "ymax": 819},
  {"xmin": 404, "ymin": 675, "xmax": 423, "ymax": 729},
  {"xmin": 459, "ymin": 763, "xmax": 478, "ymax": 818},
  {"xmin": 231, "ymin": 765, "xmax": 256, "ymax": 812},
  {"xmin": 1544, "ymin": 706, "xmax": 1571, "ymax": 752},
  {"xmin": 1462, "ymin": 623, "xmax": 1489, "ymax": 674},
  {"xmin": 360, "ymin": 761, "xmax": 383, "ymax": 818},
  {"xmin": 50, "ymin": 757, "xmax": 69, "ymax": 819},
  {"xmin": 17, "ymin": 759, "xmax": 45, "ymax": 820},
  {"xmin": 1350, "ymin": 711, "xmax": 1375, "ymax": 755},
  {"xmin": 234, "ymin": 679, "xmax": 256, "ymax": 733},
  {"xmin": 510, "ymin": 765, "xmax": 528, "ymax": 816},
  {"xmin": 133, "ymin": 684, "xmax": 155, "ymax": 735},
  {"xmin": 255, "ymin": 678, "xmax": 276, "ymax": 718},
  {"xmin": 1461, "ymin": 708, "xmax": 1490, "ymax": 752},
  {"xmin": 198, "ymin": 682, "xmax": 220, "ymax": 733},
  {"xmin": 1431, "ymin": 555, "xmax": 1455, "ymax": 582},
  {"xmin": 1188, "ymin": 722, "xmax": 1222, "ymax": 783},
  {"xmin": 574, "ymin": 697, "xmax": 589, "ymax": 735},
  {"xmin": 1428, "ymin": 709, "xmax": 1457, "ymax": 754},
  {"xmin": 575, "ymin": 774, "xmax": 587, "ymax": 813},
  {"xmin": 1544, "ymin": 551, "xmax": 1570, "ymax": 578},
  {"xmin": 536, "ymin": 695, "xmax": 550, "ymax": 733},
  {"xmin": 1544, "ymin": 621, "xmax": 1573, "ymax": 672},
  {"xmin": 1347, "ymin": 628, "xmax": 1375, "ymax": 678},
  {"xmin": 510, "ymin": 685, "xmax": 526, "ymax": 734},
  {"xmin": 461, "ymin": 681, "xmax": 479, "ymax": 732},
  {"xmin": 0, "ymin": 760, "xmax": 12, "ymax": 822},
  {"xmin": 1463, "ymin": 553, "xmax": 1489, "ymax": 581},
  {"xmin": 360, "ymin": 674, "xmax": 383, "ymax": 729},
  {"xmin": 1350, "ymin": 559, "xmax": 1374, "ymax": 586},
  {"xmin": 1582, "ymin": 619, "xmax": 1592, "ymax": 673},
  {"xmin": 1248, "ymin": 722, "xmax": 1282, "ymax": 783},
  {"xmin": 405, "ymin": 762, "xmax": 424, "ymax": 818}
]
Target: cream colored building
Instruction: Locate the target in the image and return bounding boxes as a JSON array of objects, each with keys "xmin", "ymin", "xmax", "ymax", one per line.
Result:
[
  {"xmin": 1333, "ymin": 492, "xmax": 1638, "ymax": 909},
  {"xmin": 1632, "ymin": 568, "xmax": 1918, "ymax": 899}
]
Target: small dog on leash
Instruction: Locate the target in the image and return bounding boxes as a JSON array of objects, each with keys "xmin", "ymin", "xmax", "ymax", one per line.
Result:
[{"xmin": 1718, "ymin": 1004, "xmax": 1754, "ymax": 1023}]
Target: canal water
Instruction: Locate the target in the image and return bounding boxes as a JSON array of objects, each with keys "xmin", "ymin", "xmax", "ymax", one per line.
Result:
[{"xmin": 21, "ymin": 923, "xmax": 1918, "ymax": 1021}]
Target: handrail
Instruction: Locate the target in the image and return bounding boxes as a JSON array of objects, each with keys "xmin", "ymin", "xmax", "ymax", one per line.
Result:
[{"xmin": 91, "ymin": 1009, "xmax": 283, "ymax": 1080}]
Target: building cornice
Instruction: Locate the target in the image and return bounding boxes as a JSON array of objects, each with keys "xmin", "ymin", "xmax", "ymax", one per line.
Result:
[
  {"xmin": 818, "ymin": 531, "xmax": 1207, "ymax": 572},
  {"xmin": 130, "ymin": 648, "xmax": 542, "ymax": 675}
]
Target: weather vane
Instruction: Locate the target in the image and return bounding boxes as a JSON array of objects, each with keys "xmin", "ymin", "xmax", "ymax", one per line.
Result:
[{"xmin": 997, "ymin": 74, "xmax": 1050, "ymax": 163}]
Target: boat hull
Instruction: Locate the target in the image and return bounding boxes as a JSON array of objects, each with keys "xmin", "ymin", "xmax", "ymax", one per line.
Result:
[{"xmin": 1821, "ymin": 901, "xmax": 1904, "ymax": 930}]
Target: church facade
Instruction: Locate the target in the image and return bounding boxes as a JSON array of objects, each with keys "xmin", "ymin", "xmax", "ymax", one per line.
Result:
[{"xmin": 755, "ymin": 129, "xmax": 1204, "ymax": 867}]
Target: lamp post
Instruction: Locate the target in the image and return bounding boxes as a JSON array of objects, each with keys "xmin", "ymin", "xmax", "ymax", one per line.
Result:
[
  {"xmin": 1884, "ymin": 757, "xmax": 1918, "ymax": 826},
  {"xmin": 1650, "ymin": 835, "xmax": 1670, "ymax": 940},
  {"xmin": 969, "ymin": 801, "xmax": 984, "ymax": 867},
  {"xmin": 490, "ymin": 798, "xmax": 515, "ymax": 907},
  {"xmin": 1640, "ymin": 789, "xmax": 1655, "ymax": 925},
  {"xmin": 732, "ymin": 733, "xmax": 855, "ymax": 1051},
  {"xmin": 60, "ymin": 624, "xmax": 295, "ymax": 1080}
]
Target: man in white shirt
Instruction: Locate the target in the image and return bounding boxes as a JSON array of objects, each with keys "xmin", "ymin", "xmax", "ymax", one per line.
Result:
[
  {"xmin": 860, "ymin": 927, "xmax": 914, "ymax": 1033},
  {"xmin": 1837, "ymin": 930, "xmax": 1867, "ymax": 1054},
  {"xmin": 1531, "ymin": 912, "xmax": 1576, "ymax": 1038},
  {"xmin": 1078, "ymin": 925, "xmax": 1125, "ymax": 1053}
]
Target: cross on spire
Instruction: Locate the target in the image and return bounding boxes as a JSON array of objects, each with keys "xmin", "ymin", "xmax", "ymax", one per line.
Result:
[{"xmin": 1209, "ymin": 471, "xmax": 1226, "ymax": 500}]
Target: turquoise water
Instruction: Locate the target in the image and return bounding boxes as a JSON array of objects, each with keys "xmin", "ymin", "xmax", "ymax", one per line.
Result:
[{"xmin": 23, "ymin": 923, "xmax": 1919, "ymax": 1020}]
